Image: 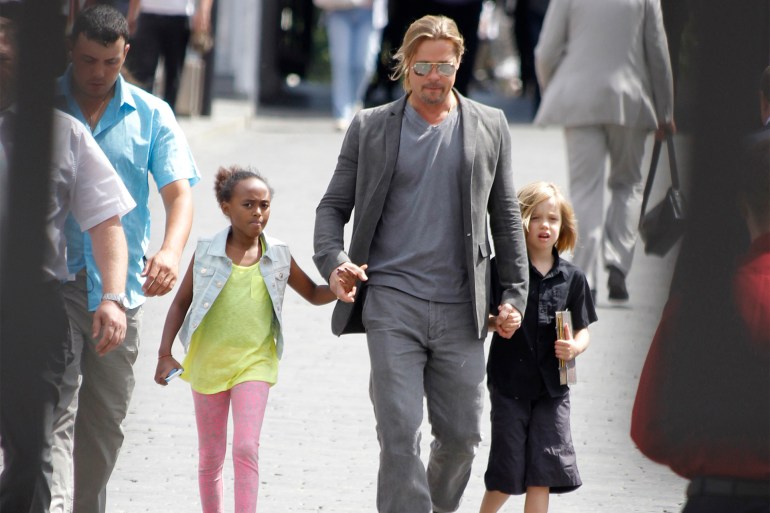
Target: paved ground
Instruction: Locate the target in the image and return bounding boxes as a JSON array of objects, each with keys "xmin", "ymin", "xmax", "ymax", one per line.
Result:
[{"xmin": 101, "ymin": 94, "xmax": 689, "ymax": 513}]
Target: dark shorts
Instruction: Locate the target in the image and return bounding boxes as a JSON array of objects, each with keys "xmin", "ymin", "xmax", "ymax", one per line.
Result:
[{"xmin": 484, "ymin": 386, "xmax": 581, "ymax": 495}]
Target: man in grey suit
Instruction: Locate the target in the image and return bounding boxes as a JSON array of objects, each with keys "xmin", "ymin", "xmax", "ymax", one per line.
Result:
[
  {"xmin": 534, "ymin": 0, "xmax": 675, "ymax": 301},
  {"xmin": 314, "ymin": 15, "xmax": 529, "ymax": 513}
]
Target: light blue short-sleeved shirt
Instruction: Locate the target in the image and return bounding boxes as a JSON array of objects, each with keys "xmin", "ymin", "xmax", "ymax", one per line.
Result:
[{"xmin": 56, "ymin": 68, "xmax": 200, "ymax": 310}]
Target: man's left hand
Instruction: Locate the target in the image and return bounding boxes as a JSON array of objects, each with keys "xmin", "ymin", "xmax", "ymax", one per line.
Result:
[{"xmin": 141, "ymin": 249, "xmax": 179, "ymax": 297}]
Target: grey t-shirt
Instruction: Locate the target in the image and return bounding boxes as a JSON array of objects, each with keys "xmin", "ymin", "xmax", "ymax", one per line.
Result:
[{"xmin": 367, "ymin": 101, "xmax": 469, "ymax": 302}]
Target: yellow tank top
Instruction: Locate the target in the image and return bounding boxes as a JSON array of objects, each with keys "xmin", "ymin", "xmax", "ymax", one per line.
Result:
[{"xmin": 181, "ymin": 260, "xmax": 278, "ymax": 393}]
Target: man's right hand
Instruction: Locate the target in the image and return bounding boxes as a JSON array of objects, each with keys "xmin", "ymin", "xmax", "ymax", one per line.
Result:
[
  {"xmin": 92, "ymin": 301, "xmax": 127, "ymax": 356},
  {"xmin": 330, "ymin": 262, "xmax": 368, "ymax": 303}
]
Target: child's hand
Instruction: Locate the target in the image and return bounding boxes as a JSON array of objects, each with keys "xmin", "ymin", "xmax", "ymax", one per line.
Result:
[
  {"xmin": 555, "ymin": 323, "xmax": 577, "ymax": 361},
  {"xmin": 155, "ymin": 355, "xmax": 183, "ymax": 386},
  {"xmin": 495, "ymin": 303, "xmax": 522, "ymax": 338}
]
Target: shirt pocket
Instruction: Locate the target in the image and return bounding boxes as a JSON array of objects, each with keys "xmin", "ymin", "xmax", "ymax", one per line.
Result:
[{"xmin": 260, "ymin": 264, "xmax": 290, "ymax": 298}]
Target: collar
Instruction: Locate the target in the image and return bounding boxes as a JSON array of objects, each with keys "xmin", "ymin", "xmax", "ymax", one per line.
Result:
[
  {"xmin": 58, "ymin": 67, "xmax": 137, "ymax": 117},
  {"xmin": 398, "ymin": 88, "xmax": 469, "ymax": 113},
  {"xmin": 207, "ymin": 226, "xmax": 276, "ymax": 263},
  {"xmin": 530, "ymin": 247, "xmax": 567, "ymax": 280}
]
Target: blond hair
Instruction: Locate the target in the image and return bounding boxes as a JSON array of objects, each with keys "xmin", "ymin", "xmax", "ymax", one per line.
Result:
[
  {"xmin": 390, "ymin": 15, "xmax": 465, "ymax": 94},
  {"xmin": 517, "ymin": 182, "xmax": 578, "ymax": 253}
]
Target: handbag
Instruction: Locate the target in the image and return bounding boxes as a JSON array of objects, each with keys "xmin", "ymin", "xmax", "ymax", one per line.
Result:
[
  {"xmin": 312, "ymin": 0, "xmax": 365, "ymax": 10},
  {"xmin": 638, "ymin": 135, "xmax": 686, "ymax": 256}
]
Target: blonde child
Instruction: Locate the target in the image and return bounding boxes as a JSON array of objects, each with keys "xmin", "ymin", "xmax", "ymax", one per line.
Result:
[
  {"xmin": 155, "ymin": 166, "xmax": 347, "ymax": 513},
  {"xmin": 479, "ymin": 182, "xmax": 598, "ymax": 513}
]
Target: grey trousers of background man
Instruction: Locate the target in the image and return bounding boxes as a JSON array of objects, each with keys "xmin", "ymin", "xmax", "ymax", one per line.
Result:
[
  {"xmin": 362, "ymin": 285, "xmax": 486, "ymax": 513},
  {"xmin": 50, "ymin": 271, "xmax": 142, "ymax": 513},
  {"xmin": 564, "ymin": 124, "xmax": 649, "ymax": 291}
]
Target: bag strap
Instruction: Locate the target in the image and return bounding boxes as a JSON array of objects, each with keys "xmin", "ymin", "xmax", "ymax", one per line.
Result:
[{"xmin": 640, "ymin": 135, "xmax": 680, "ymax": 219}]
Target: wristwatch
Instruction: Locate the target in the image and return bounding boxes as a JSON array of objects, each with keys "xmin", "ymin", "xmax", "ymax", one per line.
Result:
[{"xmin": 101, "ymin": 292, "xmax": 129, "ymax": 311}]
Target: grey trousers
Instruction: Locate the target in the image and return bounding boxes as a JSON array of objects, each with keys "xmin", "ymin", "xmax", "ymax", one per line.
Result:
[
  {"xmin": 362, "ymin": 285, "xmax": 485, "ymax": 513},
  {"xmin": 564, "ymin": 125, "xmax": 649, "ymax": 289},
  {"xmin": 50, "ymin": 272, "xmax": 142, "ymax": 513}
]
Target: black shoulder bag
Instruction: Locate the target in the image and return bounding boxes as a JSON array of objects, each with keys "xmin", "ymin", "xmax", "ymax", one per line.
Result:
[{"xmin": 638, "ymin": 135, "xmax": 686, "ymax": 256}]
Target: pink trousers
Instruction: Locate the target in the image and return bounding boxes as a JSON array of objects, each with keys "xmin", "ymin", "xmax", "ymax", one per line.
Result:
[{"xmin": 192, "ymin": 381, "xmax": 270, "ymax": 513}]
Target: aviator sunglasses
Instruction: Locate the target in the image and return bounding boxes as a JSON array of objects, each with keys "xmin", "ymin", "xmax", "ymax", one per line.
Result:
[{"xmin": 412, "ymin": 62, "xmax": 457, "ymax": 77}]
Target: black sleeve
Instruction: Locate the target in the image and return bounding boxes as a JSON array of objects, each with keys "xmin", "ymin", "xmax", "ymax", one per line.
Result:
[{"xmin": 567, "ymin": 269, "xmax": 598, "ymax": 331}]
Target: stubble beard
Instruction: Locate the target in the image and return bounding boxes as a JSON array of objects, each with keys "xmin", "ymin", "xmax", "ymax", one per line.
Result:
[{"xmin": 418, "ymin": 84, "xmax": 448, "ymax": 106}]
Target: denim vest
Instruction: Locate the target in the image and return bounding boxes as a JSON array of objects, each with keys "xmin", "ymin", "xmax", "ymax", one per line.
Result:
[{"xmin": 178, "ymin": 227, "xmax": 291, "ymax": 359}]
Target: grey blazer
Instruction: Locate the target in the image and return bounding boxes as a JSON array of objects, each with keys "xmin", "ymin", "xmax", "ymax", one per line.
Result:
[
  {"xmin": 313, "ymin": 92, "xmax": 529, "ymax": 337},
  {"xmin": 534, "ymin": 0, "xmax": 674, "ymax": 129}
]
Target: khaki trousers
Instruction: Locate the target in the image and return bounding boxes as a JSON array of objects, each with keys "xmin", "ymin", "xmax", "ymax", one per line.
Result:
[{"xmin": 564, "ymin": 125, "xmax": 649, "ymax": 290}]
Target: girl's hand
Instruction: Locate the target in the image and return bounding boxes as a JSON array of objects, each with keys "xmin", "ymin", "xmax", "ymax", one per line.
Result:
[
  {"xmin": 155, "ymin": 355, "xmax": 183, "ymax": 386},
  {"xmin": 555, "ymin": 323, "xmax": 577, "ymax": 361},
  {"xmin": 495, "ymin": 303, "xmax": 522, "ymax": 338}
]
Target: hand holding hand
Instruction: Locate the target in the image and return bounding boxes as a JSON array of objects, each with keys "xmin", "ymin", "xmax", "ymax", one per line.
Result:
[
  {"xmin": 495, "ymin": 303, "xmax": 522, "ymax": 339},
  {"xmin": 142, "ymin": 249, "xmax": 180, "ymax": 297},
  {"xmin": 92, "ymin": 301, "xmax": 127, "ymax": 356},
  {"xmin": 329, "ymin": 263, "xmax": 368, "ymax": 303},
  {"xmin": 555, "ymin": 323, "xmax": 577, "ymax": 361}
]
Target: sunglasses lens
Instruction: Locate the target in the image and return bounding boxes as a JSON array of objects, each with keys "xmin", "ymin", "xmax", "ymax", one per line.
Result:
[
  {"xmin": 413, "ymin": 63, "xmax": 431, "ymax": 76},
  {"xmin": 412, "ymin": 62, "xmax": 456, "ymax": 77}
]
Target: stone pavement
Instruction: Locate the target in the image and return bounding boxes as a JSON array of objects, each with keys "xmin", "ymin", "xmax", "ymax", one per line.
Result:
[{"xmin": 105, "ymin": 96, "xmax": 689, "ymax": 513}]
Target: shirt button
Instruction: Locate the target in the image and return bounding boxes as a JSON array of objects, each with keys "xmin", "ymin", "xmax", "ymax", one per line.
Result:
[
  {"xmin": 466, "ymin": 233, "xmax": 471, "ymax": 237},
  {"xmin": 200, "ymin": 268, "xmax": 207, "ymax": 274},
  {"xmin": 203, "ymin": 302, "xmax": 210, "ymax": 308},
  {"xmin": 216, "ymin": 281, "xmax": 223, "ymax": 288},
  {"xmin": 193, "ymin": 322, "xmax": 198, "ymax": 329}
]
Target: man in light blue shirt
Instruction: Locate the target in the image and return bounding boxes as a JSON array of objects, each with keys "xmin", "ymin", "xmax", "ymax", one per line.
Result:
[{"xmin": 51, "ymin": 5, "xmax": 200, "ymax": 513}]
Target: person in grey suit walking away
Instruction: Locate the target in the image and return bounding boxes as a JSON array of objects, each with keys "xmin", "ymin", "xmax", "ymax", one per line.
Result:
[
  {"xmin": 313, "ymin": 15, "xmax": 529, "ymax": 513},
  {"xmin": 534, "ymin": 0, "xmax": 675, "ymax": 301}
]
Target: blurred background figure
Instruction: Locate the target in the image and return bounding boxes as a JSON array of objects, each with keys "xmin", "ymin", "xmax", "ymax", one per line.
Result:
[
  {"xmin": 534, "ymin": 0, "xmax": 674, "ymax": 302},
  {"xmin": 631, "ymin": 135, "xmax": 770, "ymax": 513},
  {"xmin": 126, "ymin": 0, "xmax": 212, "ymax": 113},
  {"xmin": 315, "ymin": 0, "xmax": 386, "ymax": 131},
  {"xmin": 364, "ymin": 0, "xmax": 409, "ymax": 107},
  {"xmin": 507, "ymin": 0, "xmax": 549, "ymax": 119},
  {"xmin": 630, "ymin": 1, "xmax": 770, "ymax": 509},
  {"xmin": 0, "ymin": 4, "xmax": 134, "ymax": 512}
]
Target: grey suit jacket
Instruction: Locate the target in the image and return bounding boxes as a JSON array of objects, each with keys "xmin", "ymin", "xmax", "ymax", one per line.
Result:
[
  {"xmin": 534, "ymin": 0, "xmax": 674, "ymax": 129},
  {"xmin": 313, "ymin": 92, "xmax": 529, "ymax": 337}
]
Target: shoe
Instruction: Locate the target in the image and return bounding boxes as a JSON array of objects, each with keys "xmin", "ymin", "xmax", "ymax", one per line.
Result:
[{"xmin": 607, "ymin": 266, "xmax": 629, "ymax": 301}]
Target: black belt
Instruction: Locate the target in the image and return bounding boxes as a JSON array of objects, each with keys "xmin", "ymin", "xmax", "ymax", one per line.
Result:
[{"xmin": 687, "ymin": 477, "xmax": 770, "ymax": 498}]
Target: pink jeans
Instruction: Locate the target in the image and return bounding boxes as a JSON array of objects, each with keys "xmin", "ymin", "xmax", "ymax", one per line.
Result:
[{"xmin": 192, "ymin": 381, "xmax": 270, "ymax": 513}]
